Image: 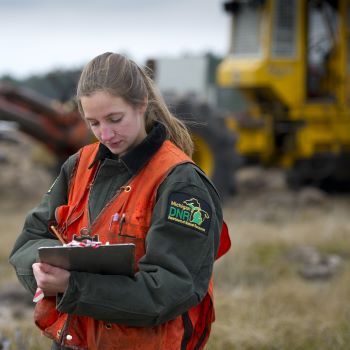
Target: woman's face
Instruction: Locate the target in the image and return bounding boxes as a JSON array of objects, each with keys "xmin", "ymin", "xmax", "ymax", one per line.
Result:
[{"xmin": 81, "ymin": 91, "xmax": 147, "ymax": 156}]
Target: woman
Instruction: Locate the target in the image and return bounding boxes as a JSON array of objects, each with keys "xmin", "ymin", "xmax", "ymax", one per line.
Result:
[{"xmin": 9, "ymin": 52, "xmax": 230, "ymax": 350}]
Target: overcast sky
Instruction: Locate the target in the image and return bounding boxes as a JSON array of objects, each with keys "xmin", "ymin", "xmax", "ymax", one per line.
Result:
[{"xmin": 1, "ymin": 0, "xmax": 230, "ymax": 78}]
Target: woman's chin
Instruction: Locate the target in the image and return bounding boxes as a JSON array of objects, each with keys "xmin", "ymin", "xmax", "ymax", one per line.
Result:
[{"xmin": 106, "ymin": 141, "xmax": 127, "ymax": 155}]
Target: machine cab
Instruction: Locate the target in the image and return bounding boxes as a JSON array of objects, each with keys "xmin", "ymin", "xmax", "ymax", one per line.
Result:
[{"xmin": 218, "ymin": 0, "xmax": 349, "ymax": 109}]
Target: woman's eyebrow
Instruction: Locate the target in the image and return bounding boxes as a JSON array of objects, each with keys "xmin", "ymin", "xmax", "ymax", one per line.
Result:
[{"xmin": 85, "ymin": 112, "xmax": 122, "ymax": 121}]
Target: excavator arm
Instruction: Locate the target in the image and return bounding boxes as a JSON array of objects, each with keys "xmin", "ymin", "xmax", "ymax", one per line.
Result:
[{"xmin": 0, "ymin": 83, "xmax": 91, "ymax": 161}]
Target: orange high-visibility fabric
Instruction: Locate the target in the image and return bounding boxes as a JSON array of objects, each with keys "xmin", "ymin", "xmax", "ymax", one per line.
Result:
[{"xmin": 34, "ymin": 140, "xmax": 230, "ymax": 350}]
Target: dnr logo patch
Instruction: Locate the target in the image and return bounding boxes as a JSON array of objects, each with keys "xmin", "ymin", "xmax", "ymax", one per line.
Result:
[{"xmin": 166, "ymin": 192, "xmax": 211, "ymax": 234}]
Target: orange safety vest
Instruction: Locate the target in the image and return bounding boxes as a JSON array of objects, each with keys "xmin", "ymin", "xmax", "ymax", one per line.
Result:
[{"xmin": 34, "ymin": 140, "xmax": 231, "ymax": 350}]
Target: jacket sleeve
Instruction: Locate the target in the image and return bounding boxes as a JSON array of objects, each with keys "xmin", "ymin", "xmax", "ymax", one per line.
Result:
[
  {"xmin": 8, "ymin": 154, "xmax": 78, "ymax": 295},
  {"xmin": 57, "ymin": 163, "xmax": 223, "ymax": 326}
]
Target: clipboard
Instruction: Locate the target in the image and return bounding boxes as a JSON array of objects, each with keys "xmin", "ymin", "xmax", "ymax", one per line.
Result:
[{"xmin": 38, "ymin": 244, "xmax": 135, "ymax": 276}]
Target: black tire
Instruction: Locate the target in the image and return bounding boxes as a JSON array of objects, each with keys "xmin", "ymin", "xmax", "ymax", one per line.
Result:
[
  {"xmin": 286, "ymin": 153, "xmax": 350, "ymax": 192},
  {"xmin": 168, "ymin": 97, "xmax": 240, "ymax": 201}
]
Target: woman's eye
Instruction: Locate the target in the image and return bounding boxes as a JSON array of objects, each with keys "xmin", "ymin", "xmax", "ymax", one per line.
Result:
[
  {"xmin": 89, "ymin": 121, "xmax": 98, "ymax": 127},
  {"xmin": 110, "ymin": 115, "xmax": 123, "ymax": 123}
]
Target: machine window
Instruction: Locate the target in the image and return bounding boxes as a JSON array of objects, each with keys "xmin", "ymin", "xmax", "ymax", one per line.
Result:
[
  {"xmin": 231, "ymin": 4, "xmax": 263, "ymax": 57},
  {"xmin": 271, "ymin": 0, "xmax": 297, "ymax": 58}
]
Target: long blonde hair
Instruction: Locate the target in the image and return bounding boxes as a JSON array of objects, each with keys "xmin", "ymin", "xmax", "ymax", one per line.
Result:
[{"xmin": 76, "ymin": 52, "xmax": 193, "ymax": 156}]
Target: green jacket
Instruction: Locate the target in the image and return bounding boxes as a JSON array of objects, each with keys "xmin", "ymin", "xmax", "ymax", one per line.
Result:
[{"xmin": 9, "ymin": 123, "xmax": 223, "ymax": 342}]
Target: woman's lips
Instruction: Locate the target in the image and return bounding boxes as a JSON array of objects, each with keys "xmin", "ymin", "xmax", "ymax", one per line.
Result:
[{"xmin": 108, "ymin": 140, "xmax": 123, "ymax": 147}]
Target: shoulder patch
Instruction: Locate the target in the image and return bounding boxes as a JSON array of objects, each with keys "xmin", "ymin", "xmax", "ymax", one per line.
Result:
[{"xmin": 166, "ymin": 192, "xmax": 212, "ymax": 234}]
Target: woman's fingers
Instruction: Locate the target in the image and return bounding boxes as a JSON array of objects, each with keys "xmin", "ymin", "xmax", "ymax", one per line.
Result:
[{"xmin": 32, "ymin": 262, "xmax": 70, "ymax": 293}]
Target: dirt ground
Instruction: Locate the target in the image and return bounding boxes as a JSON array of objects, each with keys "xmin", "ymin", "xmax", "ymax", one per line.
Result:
[{"xmin": 0, "ymin": 137, "xmax": 349, "ymax": 349}]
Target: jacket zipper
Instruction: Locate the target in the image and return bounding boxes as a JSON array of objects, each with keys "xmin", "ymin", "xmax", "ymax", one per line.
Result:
[
  {"xmin": 65, "ymin": 160, "xmax": 102, "ymax": 232},
  {"xmin": 56, "ymin": 164, "xmax": 102, "ymax": 347},
  {"xmin": 86, "ymin": 161, "xmax": 103, "ymax": 231}
]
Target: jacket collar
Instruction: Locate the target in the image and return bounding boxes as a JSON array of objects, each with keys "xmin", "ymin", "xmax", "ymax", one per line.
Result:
[{"xmin": 88, "ymin": 122, "xmax": 167, "ymax": 175}]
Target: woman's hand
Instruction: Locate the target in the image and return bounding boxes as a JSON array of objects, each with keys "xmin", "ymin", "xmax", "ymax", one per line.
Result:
[{"xmin": 32, "ymin": 262, "xmax": 70, "ymax": 296}]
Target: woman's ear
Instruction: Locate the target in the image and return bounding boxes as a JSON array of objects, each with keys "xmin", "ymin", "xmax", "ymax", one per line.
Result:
[{"xmin": 139, "ymin": 97, "xmax": 148, "ymax": 116}]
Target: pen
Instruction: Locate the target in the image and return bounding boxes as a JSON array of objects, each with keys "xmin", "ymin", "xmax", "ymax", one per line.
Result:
[
  {"xmin": 50, "ymin": 225, "xmax": 66, "ymax": 245},
  {"xmin": 109, "ymin": 212, "xmax": 120, "ymax": 231}
]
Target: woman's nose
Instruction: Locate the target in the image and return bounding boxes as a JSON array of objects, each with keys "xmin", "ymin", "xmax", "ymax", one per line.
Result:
[{"xmin": 100, "ymin": 126, "xmax": 114, "ymax": 142}]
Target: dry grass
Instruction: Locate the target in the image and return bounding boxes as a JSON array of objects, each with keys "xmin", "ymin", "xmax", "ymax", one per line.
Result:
[
  {"xmin": 207, "ymin": 170, "xmax": 350, "ymax": 350},
  {"xmin": 0, "ymin": 196, "xmax": 52, "ymax": 350}
]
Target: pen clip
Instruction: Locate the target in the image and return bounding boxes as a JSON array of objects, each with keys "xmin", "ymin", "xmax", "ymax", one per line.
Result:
[{"xmin": 119, "ymin": 213, "xmax": 126, "ymax": 234}]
